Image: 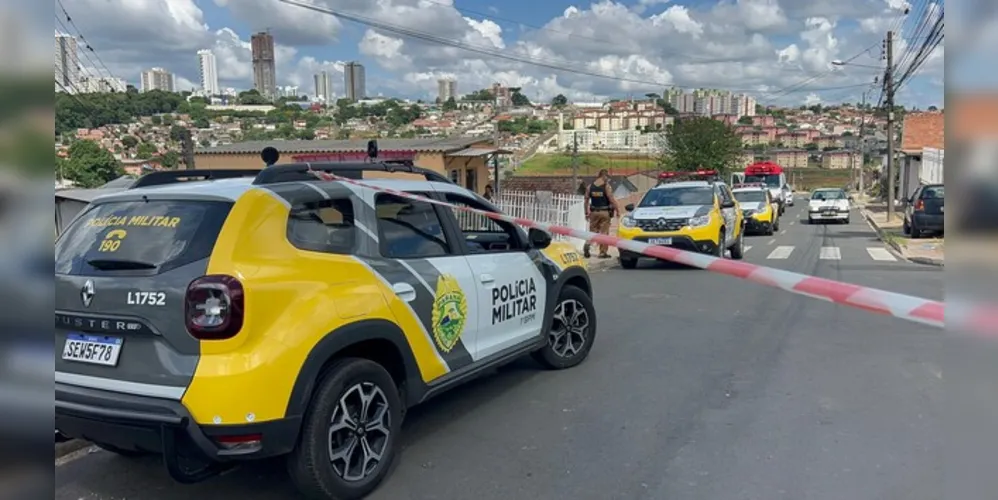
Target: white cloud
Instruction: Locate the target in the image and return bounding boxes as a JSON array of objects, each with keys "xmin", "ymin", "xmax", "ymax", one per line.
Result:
[{"xmin": 67, "ymin": 0, "xmax": 943, "ymax": 107}]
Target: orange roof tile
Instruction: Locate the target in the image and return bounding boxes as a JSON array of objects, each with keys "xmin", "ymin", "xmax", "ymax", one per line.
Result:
[{"xmin": 900, "ymin": 112, "xmax": 944, "ymax": 153}]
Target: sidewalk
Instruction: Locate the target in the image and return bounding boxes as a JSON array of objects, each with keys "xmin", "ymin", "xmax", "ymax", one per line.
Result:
[{"xmin": 859, "ymin": 202, "xmax": 944, "ymax": 266}]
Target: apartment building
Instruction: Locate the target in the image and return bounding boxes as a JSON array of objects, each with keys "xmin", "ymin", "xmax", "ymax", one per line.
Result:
[
  {"xmin": 558, "ymin": 129, "xmax": 660, "ymax": 152},
  {"xmin": 571, "ymin": 106, "xmax": 670, "ymax": 132},
  {"xmin": 752, "ymin": 115, "xmax": 775, "ymax": 127},
  {"xmin": 776, "ymin": 131, "xmax": 809, "ymax": 148},
  {"xmin": 741, "ymin": 130, "xmax": 773, "ymax": 146},
  {"xmin": 251, "ymin": 31, "xmax": 277, "ymax": 99},
  {"xmin": 815, "ymin": 135, "xmax": 842, "ymax": 149},
  {"xmin": 821, "ymin": 150, "xmax": 862, "ymax": 170},
  {"xmin": 140, "ymin": 67, "xmax": 175, "ymax": 92},
  {"xmin": 772, "ymin": 149, "xmax": 809, "ymax": 169}
]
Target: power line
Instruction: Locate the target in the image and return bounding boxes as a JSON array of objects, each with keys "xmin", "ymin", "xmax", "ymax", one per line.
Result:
[
  {"xmin": 755, "ymin": 40, "xmax": 882, "ymax": 106},
  {"xmin": 277, "ymin": 0, "xmax": 875, "ymax": 96},
  {"xmin": 55, "ymin": 0, "xmax": 118, "ymax": 82},
  {"xmin": 893, "ymin": 0, "xmax": 934, "ymax": 81},
  {"xmin": 894, "ymin": 14, "xmax": 943, "ymax": 92}
]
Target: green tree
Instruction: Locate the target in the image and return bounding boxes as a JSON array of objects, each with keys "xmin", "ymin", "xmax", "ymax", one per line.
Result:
[
  {"xmin": 238, "ymin": 89, "xmax": 270, "ymax": 105},
  {"xmin": 121, "ymin": 135, "xmax": 138, "ymax": 149},
  {"xmin": 551, "ymin": 94, "xmax": 568, "ymax": 106},
  {"xmin": 737, "ymin": 115, "xmax": 753, "ymax": 125},
  {"xmin": 193, "ymin": 117, "xmax": 210, "ymax": 129},
  {"xmin": 655, "ymin": 99, "xmax": 679, "ymax": 115},
  {"xmin": 464, "ymin": 89, "xmax": 494, "ymax": 101},
  {"xmin": 64, "ymin": 139, "xmax": 123, "ymax": 187},
  {"xmin": 150, "ymin": 115, "xmax": 162, "ymax": 126},
  {"xmin": 169, "ymin": 124, "xmax": 187, "ymax": 142},
  {"xmin": 442, "ymin": 96, "xmax": 458, "ymax": 111},
  {"xmin": 510, "ymin": 88, "xmax": 532, "ymax": 106},
  {"xmin": 659, "ymin": 117, "xmax": 742, "ymax": 174},
  {"xmin": 158, "ymin": 150, "xmax": 181, "ymax": 169},
  {"xmin": 136, "ymin": 142, "xmax": 158, "ymax": 159},
  {"xmin": 804, "ymin": 142, "xmax": 819, "ymax": 151}
]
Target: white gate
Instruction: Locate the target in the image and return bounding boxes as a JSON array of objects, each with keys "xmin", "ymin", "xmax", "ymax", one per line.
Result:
[{"xmin": 455, "ymin": 190, "xmax": 587, "ymax": 250}]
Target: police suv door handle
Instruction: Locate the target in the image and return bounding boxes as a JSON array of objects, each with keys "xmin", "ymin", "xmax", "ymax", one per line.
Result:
[
  {"xmin": 479, "ymin": 274, "xmax": 495, "ymax": 286},
  {"xmin": 391, "ymin": 282, "xmax": 417, "ymax": 302}
]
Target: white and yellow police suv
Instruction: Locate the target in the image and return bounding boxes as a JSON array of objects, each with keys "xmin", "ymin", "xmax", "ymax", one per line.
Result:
[
  {"xmin": 731, "ymin": 182, "xmax": 779, "ymax": 235},
  {"xmin": 54, "ymin": 148, "xmax": 596, "ymax": 500},
  {"xmin": 617, "ymin": 170, "xmax": 745, "ymax": 268}
]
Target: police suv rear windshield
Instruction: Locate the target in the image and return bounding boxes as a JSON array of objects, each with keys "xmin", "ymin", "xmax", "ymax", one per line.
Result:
[
  {"xmin": 640, "ymin": 186, "xmax": 713, "ymax": 207},
  {"xmin": 55, "ymin": 200, "xmax": 232, "ymax": 275},
  {"xmin": 733, "ymin": 190, "xmax": 766, "ymax": 203}
]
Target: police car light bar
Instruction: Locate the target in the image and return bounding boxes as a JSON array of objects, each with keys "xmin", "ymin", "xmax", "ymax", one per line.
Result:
[
  {"xmin": 744, "ymin": 162, "xmax": 783, "ymax": 175},
  {"xmin": 658, "ymin": 169, "xmax": 719, "ymax": 180}
]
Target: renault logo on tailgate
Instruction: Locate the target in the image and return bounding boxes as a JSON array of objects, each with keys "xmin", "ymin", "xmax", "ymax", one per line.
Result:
[{"xmin": 81, "ymin": 280, "xmax": 95, "ymax": 308}]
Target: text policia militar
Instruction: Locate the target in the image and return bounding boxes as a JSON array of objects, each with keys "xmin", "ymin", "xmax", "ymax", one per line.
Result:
[
  {"xmin": 492, "ymin": 277, "xmax": 538, "ymax": 325},
  {"xmin": 85, "ymin": 215, "xmax": 181, "ymax": 228}
]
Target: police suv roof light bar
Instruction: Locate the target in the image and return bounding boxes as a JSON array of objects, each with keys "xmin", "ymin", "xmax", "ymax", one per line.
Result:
[{"xmin": 657, "ymin": 169, "xmax": 720, "ymax": 184}]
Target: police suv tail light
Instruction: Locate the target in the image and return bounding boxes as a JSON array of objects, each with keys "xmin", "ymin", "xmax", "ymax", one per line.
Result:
[
  {"xmin": 621, "ymin": 215, "xmax": 636, "ymax": 228},
  {"xmin": 186, "ymin": 275, "xmax": 244, "ymax": 340}
]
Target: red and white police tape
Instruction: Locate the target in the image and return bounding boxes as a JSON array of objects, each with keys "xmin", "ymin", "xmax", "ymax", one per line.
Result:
[{"xmin": 307, "ymin": 170, "xmax": 998, "ymax": 337}]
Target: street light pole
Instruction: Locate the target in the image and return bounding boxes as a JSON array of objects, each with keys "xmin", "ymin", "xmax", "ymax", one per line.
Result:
[
  {"xmin": 857, "ymin": 91, "xmax": 868, "ymax": 196},
  {"xmin": 884, "ymin": 30, "xmax": 897, "ymax": 221}
]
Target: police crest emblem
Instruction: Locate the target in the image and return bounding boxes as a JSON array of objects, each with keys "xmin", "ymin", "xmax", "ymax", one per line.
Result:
[{"xmin": 431, "ymin": 274, "xmax": 467, "ymax": 353}]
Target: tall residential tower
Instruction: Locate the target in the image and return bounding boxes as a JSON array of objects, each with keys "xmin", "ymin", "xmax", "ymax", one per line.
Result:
[
  {"xmin": 197, "ymin": 49, "xmax": 219, "ymax": 96},
  {"xmin": 251, "ymin": 31, "xmax": 277, "ymax": 99},
  {"xmin": 344, "ymin": 62, "xmax": 365, "ymax": 101}
]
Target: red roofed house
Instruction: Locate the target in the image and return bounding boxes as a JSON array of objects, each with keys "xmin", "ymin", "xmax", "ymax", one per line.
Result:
[{"xmin": 899, "ymin": 111, "xmax": 944, "ymax": 201}]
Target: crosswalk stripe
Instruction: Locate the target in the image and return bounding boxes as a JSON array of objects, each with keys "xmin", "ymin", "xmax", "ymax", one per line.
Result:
[
  {"xmin": 819, "ymin": 247, "xmax": 841, "ymax": 260},
  {"xmin": 767, "ymin": 246, "xmax": 794, "ymax": 259},
  {"xmin": 866, "ymin": 247, "xmax": 897, "ymax": 261}
]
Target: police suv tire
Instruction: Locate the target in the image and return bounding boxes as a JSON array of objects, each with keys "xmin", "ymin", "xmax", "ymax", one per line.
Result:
[
  {"xmin": 729, "ymin": 231, "xmax": 745, "ymax": 260},
  {"xmin": 95, "ymin": 443, "xmax": 150, "ymax": 458},
  {"xmin": 713, "ymin": 229, "xmax": 726, "ymax": 258},
  {"xmin": 532, "ymin": 285, "xmax": 597, "ymax": 370},
  {"xmin": 287, "ymin": 358, "xmax": 403, "ymax": 500},
  {"xmin": 619, "ymin": 256, "xmax": 638, "ymax": 269}
]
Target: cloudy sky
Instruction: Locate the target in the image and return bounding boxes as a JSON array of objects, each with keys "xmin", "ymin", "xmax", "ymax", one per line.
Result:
[{"xmin": 55, "ymin": 0, "xmax": 945, "ymax": 107}]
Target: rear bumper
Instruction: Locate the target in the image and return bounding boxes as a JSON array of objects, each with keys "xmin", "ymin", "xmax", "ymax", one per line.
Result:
[
  {"xmin": 912, "ymin": 212, "xmax": 944, "ymax": 230},
  {"xmin": 55, "ymin": 382, "xmax": 300, "ymax": 463},
  {"xmin": 808, "ymin": 210, "xmax": 849, "ymax": 221}
]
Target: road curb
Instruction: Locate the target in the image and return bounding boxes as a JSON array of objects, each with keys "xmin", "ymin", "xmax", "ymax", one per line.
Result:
[
  {"xmin": 586, "ymin": 257, "xmax": 619, "ymax": 272},
  {"xmin": 860, "ymin": 209, "xmax": 944, "ymax": 267}
]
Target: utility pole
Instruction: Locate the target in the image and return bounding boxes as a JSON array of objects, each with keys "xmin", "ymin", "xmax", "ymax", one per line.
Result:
[
  {"xmin": 857, "ymin": 91, "xmax": 868, "ymax": 197},
  {"xmin": 571, "ymin": 132, "xmax": 579, "ymax": 189},
  {"xmin": 492, "ymin": 119, "xmax": 501, "ymax": 197},
  {"xmin": 884, "ymin": 30, "xmax": 897, "ymax": 221}
]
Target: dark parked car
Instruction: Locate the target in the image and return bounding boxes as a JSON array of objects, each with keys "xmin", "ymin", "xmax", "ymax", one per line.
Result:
[{"xmin": 903, "ymin": 184, "xmax": 943, "ymax": 238}]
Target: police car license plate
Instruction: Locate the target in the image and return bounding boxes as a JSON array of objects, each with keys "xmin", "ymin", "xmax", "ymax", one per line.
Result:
[
  {"xmin": 649, "ymin": 238, "xmax": 672, "ymax": 245},
  {"xmin": 62, "ymin": 333, "xmax": 123, "ymax": 366}
]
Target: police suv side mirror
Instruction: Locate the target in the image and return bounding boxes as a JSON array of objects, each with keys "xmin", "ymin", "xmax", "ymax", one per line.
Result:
[
  {"xmin": 625, "ymin": 203, "xmax": 635, "ymax": 212},
  {"xmin": 721, "ymin": 199, "xmax": 736, "ymax": 208},
  {"xmin": 527, "ymin": 227, "xmax": 551, "ymax": 250}
]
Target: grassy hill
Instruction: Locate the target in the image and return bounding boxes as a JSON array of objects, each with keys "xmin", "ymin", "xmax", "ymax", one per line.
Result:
[
  {"xmin": 518, "ymin": 153, "xmax": 658, "ymax": 175},
  {"xmin": 517, "ymin": 153, "xmax": 855, "ymax": 190}
]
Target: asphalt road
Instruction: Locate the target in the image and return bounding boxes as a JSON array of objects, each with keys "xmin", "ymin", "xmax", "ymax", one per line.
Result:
[{"xmin": 56, "ymin": 201, "xmax": 949, "ymax": 500}]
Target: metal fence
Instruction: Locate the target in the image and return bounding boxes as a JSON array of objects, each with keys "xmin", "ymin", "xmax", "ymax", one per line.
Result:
[{"xmin": 452, "ymin": 190, "xmax": 588, "ymax": 249}]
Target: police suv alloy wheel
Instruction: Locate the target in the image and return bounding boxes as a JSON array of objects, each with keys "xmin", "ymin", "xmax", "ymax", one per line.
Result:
[
  {"xmin": 533, "ymin": 286, "xmax": 597, "ymax": 370},
  {"xmin": 288, "ymin": 358, "xmax": 403, "ymax": 500}
]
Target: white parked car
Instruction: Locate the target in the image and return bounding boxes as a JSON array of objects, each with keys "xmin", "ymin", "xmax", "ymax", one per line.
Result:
[{"xmin": 807, "ymin": 188, "xmax": 851, "ymax": 224}]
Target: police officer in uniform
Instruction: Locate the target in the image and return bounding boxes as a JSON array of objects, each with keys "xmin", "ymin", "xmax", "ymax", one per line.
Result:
[{"xmin": 583, "ymin": 169, "xmax": 621, "ymax": 259}]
